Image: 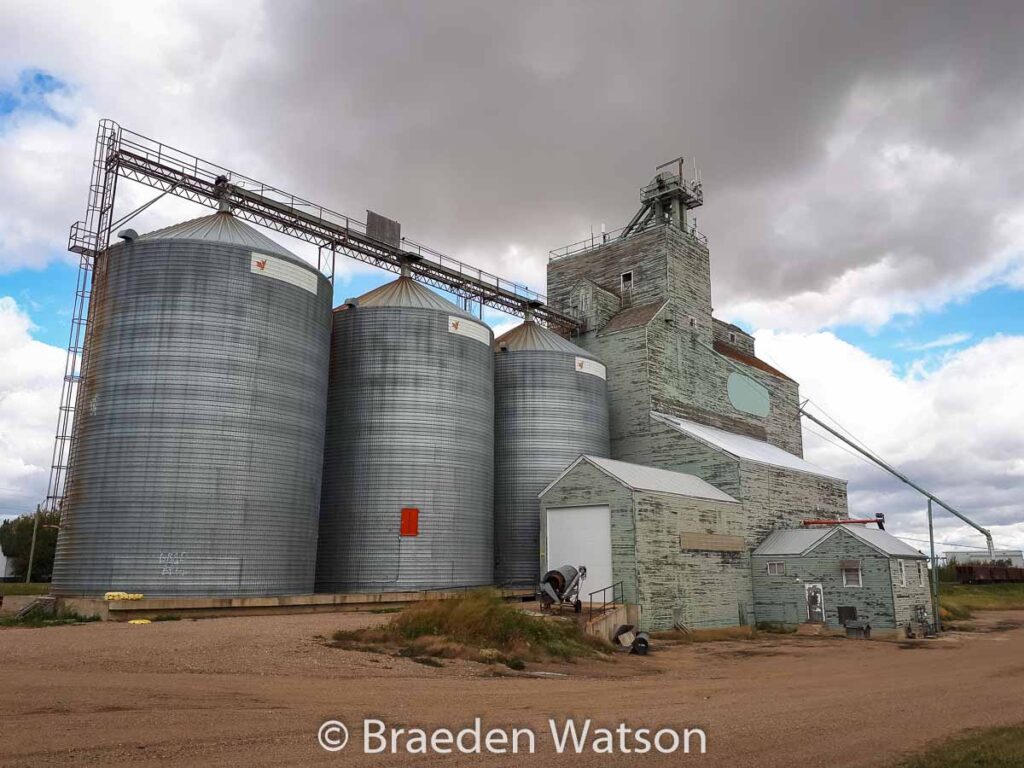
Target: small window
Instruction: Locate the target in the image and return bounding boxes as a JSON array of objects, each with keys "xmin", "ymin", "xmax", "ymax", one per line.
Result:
[
  {"xmin": 767, "ymin": 561, "xmax": 785, "ymax": 576},
  {"xmin": 729, "ymin": 331, "xmax": 737, "ymax": 343},
  {"xmin": 842, "ymin": 566, "xmax": 862, "ymax": 587},
  {"xmin": 837, "ymin": 606, "xmax": 858, "ymax": 625},
  {"xmin": 898, "ymin": 560, "xmax": 907, "ymax": 587},
  {"xmin": 688, "ymin": 316, "xmax": 697, "ymax": 328},
  {"xmin": 400, "ymin": 508, "xmax": 419, "ymax": 537}
]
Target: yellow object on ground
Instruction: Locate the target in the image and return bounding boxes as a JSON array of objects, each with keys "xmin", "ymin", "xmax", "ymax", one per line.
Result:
[
  {"xmin": 127, "ymin": 619, "xmax": 151, "ymax": 625},
  {"xmin": 104, "ymin": 592, "xmax": 145, "ymax": 601}
]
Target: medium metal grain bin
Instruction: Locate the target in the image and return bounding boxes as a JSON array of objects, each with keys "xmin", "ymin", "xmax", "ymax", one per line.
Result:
[
  {"xmin": 51, "ymin": 212, "xmax": 332, "ymax": 597},
  {"xmin": 316, "ymin": 274, "xmax": 494, "ymax": 592},
  {"xmin": 493, "ymin": 320, "xmax": 609, "ymax": 587}
]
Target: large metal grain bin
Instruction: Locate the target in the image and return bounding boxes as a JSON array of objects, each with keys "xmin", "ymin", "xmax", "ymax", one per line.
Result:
[
  {"xmin": 51, "ymin": 212, "xmax": 332, "ymax": 597},
  {"xmin": 493, "ymin": 319, "xmax": 609, "ymax": 587},
  {"xmin": 316, "ymin": 272, "xmax": 494, "ymax": 592}
]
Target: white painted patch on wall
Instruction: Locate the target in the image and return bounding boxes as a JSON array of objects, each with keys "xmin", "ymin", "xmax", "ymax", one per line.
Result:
[
  {"xmin": 447, "ymin": 316, "xmax": 491, "ymax": 345},
  {"xmin": 727, "ymin": 372, "xmax": 770, "ymax": 417},
  {"xmin": 250, "ymin": 252, "xmax": 319, "ymax": 295},
  {"xmin": 575, "ymin": 356, "xmax": 607, "ymax": 380}
]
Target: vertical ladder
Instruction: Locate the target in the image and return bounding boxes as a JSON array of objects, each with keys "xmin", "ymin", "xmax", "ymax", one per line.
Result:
[{"xmin": 44, "ymin": 120, "xmax": 120, "ymax": 517}]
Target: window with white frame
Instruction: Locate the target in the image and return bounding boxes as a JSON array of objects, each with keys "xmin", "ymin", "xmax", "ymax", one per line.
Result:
[
  {"xmin": 766, "ymin": 561, "xmax": 785, "ymax": 576},
  {"xmin": 898, "ymin": 560, "xmax": 907, "ymax": 587},
  {"xmin": 919, "ymin": 561, "xmax": 927, "ymax": 587},
  {"xmin": 842, "ymin": 565, "xmax": 862, "ymax": 587},
  {"xmin": 620, "ymin": 271, "xmax": 633, "ymax": 295}
]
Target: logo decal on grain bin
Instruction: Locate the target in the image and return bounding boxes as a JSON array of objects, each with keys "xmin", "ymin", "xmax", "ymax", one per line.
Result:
[
  {"xmin": 250, "ymin": 252, "xmax": 318, "ymax": 295},
  {"xmin": 447, "ymin": 315, "xmax": 490, "ymax": 345},
  {"xmin": 574, "ymin": 356, "xmax": 606, "ymax": 380}
]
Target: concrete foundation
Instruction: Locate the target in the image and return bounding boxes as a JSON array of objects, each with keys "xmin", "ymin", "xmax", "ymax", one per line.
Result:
[{"xmin": 56, "ymin": 588, "xmax": 535, "ymax": 622}]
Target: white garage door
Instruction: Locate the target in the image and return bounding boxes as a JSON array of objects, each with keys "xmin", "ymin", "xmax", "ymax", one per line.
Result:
[{"xmin": 546, "ymin": 505, "xmax": 613, "ymax": 602}]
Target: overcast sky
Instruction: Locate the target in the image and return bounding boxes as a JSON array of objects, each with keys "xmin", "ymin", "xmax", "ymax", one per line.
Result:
[{"xmin": 1, "ymin": 0, "xmax": 1022, "ymax": 555}]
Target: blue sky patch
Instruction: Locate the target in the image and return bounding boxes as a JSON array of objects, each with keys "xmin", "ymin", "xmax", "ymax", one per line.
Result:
[
  {"xmin": 833, "ymin": 285, "xmax": 1024, "ymax": 373},
  {"xmin": 0, "ymin": 69, "xmax": 72, "ymax": 127}
]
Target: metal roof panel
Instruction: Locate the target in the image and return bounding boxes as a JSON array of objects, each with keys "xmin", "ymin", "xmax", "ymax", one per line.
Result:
[
  {"xmin": 652, "ymin": 411, "xmax": 846, "ymax": 481},
  {"xmin": 138, "ymin": 212, "xmax": 298, "ymax": 260},
  {"xmin": 494, "ymin": 321, "xmax": 598, "ymax": 357},
  {"xmin": 540, "ymin": 455, "xmax": 738, "ymax": 503}
]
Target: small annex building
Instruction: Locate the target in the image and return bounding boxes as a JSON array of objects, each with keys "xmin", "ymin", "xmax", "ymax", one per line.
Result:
[
  {"xmin": 751, "ymin": 524, "xmax": 933, "ymax": 637},
  {"xmin": 539, "ymin": 454, "xmax": 755, "ymax": 631}
]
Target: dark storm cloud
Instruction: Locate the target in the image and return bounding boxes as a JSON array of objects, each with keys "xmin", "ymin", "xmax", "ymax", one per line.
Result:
[{"xmin": 206, "ymin": 0, "xmax": 1024, "ymax": 315}]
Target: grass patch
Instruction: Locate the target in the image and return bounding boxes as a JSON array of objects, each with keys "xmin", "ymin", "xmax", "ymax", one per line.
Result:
[
  {"xmin": 329, "ymin": 589, "xmax": 608, "ymax": 666},
  {"xmin": 0, "ymin": 606, "xmax": 99, "ymax": 628},
  {"xmin": 0, "ymin": 582, "xmax": 50, "ymax": 596},
  {"xmin": 893, "ymin": 724, "xmax": 1024, "ymax": 767},
  {"xmin": 940, "ymin": 584, "xmax": 1024, "ymax": 620},
  {"xmin": 756, "ymin": 621, "xmax": 798, "ymax": 634}
]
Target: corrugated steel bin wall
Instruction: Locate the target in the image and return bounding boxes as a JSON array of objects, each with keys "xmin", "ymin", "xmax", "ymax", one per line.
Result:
[
  {"xmin": 51, "ymin": 237, "xmax": 332, "ymax": 596},
  {"xmin": 316, "ymin": 300, "xmax": 495, "ymax": 592},
  {"xmin": 494, "ymin": 346, "xmax": 610, "ymax": 587}
]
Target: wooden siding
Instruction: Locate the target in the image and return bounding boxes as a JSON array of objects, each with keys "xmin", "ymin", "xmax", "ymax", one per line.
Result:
[
  {"xmin": 633, "ymin": 489, "xmax": 749, "ymax": 631},
  {"xmin": 712, "ymin": 318, "xmax": 755, "ymax": 356},
  {"xmin": 889, "ymin": 557, "xmax": 934, "ymax": 634},
  {"xmin": 550, "ymin": 225, "xmax": 804, "ymax": 458},
  {"xmin": 648, "ymin": 422, "xmax": 847, "ymax": 544}
]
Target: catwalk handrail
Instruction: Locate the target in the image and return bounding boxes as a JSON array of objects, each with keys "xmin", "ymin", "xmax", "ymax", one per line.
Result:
[{"xmin": 82, "ymin": 122, "xmax": 576, "ymax": 328}]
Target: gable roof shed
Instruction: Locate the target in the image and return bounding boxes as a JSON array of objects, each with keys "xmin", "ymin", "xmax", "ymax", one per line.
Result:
[{"xmin": 539, "ymin": 455, "xmax": 738, "ymax": 504}]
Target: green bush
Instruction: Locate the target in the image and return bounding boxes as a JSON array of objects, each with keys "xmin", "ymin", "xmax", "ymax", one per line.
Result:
[{"xmin": 0, "ymin": 510, "xmax": 60, "ymax": 581}]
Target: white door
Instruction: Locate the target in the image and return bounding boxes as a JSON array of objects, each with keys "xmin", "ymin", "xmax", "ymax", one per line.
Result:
[{"xmin": 545, "ymin": 505, "xmax": 613, "ymax": 602}]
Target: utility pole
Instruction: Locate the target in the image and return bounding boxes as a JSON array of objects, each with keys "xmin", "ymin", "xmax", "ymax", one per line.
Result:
[
  {"xmin": 25, "ymin": 504, "xmax": 41, "ymax": 584},
  {"xmin": 799, "ymin": 405, "xmax": 995, "ymax": 556},
  {"xmin": 927, "ymin": 499, "xmax": 941, "ymax": 632}
]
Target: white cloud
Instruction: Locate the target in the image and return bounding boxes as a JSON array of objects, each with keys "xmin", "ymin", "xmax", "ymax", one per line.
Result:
[
  {"xmin": 0, "ymin": 297, "xmax": 65, "ymax": 517},
  {"xmin": 900, "ymin": 332, "xmax": 972, "ymax": 351},
  {"xmin": 716, "ymin": 77, "xmax": 1024, "ymax": 331},
  {"xmin": 756, "ymin": 330, "xmax": 1024, "ymax": 553}
]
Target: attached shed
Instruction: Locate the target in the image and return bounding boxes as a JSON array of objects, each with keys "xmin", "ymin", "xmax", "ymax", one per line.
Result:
[
  {"xmin": 751, "ymin": 525, "xmax": 933, "ymax": 637},
  {"xmin": 538, "ymin": 455, "xmax": 747, "ymax": 631},
  {"xmin": 643, "ymin": 412, "xmax": 849, "ymax": 544}
]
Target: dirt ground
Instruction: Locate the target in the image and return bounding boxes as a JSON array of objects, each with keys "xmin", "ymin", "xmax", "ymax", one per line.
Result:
[{"xmin": 2, "ymin": 610, "xmax": 1023, "ymax": 767}]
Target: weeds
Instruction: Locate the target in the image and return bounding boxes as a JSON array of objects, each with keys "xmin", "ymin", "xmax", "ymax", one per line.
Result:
[
  {"xmin": 328, "ymin": 589, "xmax": 608, "ymax": 667},
  {"xmin": 0, "ymin": 606, "xmax": 99, "ymax": 628}
]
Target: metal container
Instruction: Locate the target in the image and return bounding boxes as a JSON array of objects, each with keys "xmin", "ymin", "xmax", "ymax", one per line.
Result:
[
  {"xmin": 493, "ymin": 320, "xmax": 609, "ymax": 587},
  {"xmin": 51, "ymin": 212, "xmax": 332, "ymax": 597},
  {"xmin": 316, "ymin": 275, "xmax": 494, "ymax": 592}
]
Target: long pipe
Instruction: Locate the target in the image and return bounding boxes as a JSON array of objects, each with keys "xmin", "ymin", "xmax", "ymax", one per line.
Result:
[{"xmin": 799, "ymin": 406, "xmax": 995, "ymax": 556}]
